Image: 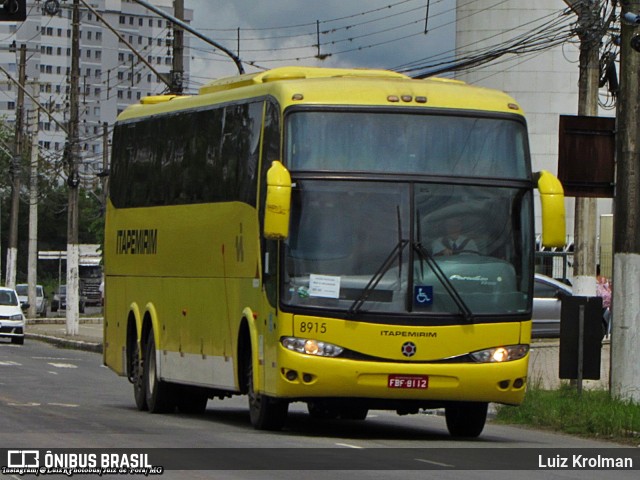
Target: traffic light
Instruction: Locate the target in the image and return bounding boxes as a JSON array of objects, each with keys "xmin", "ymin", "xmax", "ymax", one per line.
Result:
[{"xmin": 0, "ymin": 0, "xmax": 26, "ymax": 22}]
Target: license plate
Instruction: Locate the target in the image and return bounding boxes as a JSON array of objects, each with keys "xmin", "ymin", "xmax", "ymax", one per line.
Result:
[{"xmin": 388, "ymin": 374, "xmax": 429, "ymax": 389}]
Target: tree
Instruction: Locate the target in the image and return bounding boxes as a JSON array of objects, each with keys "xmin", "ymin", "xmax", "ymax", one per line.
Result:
[{"xmin": 1, "ymin": 116, "xmax": 14, "ymax": 282}]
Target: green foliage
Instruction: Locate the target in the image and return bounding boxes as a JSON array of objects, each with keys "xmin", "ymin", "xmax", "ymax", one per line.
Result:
[
  {"xmin": 495, "ymin": 385, "xmax": 640, "ymax": 444},
  {"xmin": 0, "ymin": 116, "xmax": 14, "ymax": 191},
  {"xmin": 1, "ymin": 109, "xmax": 104, "ymax": 284}
]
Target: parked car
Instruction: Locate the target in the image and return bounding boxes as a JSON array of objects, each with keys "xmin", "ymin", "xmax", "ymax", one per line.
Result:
[
  {"xmin": 15, "ymin": 284, "xmax": 48, "ymax": 318},
  {"xmin": 51, "ymin": 285, "xmax": 86, "ymax": 313},
  {"xmin": 0, "ymin": 287, "xmax": 25, "ymax": 345},
  {"xmin": 532, "ymin": 273, "xmax": 610, "ymax": 338}
]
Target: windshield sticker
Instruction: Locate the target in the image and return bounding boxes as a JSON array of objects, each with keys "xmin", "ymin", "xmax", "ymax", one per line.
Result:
[
  {"xmin": 413, "ymin": 286, "xmax": 433, "ymax": 307},
  {"xmin": 309, "ymin": 274, "xmax": 341, "ymax": 299}
]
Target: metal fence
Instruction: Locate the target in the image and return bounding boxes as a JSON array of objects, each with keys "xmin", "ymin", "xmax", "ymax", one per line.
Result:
[{"xmin": 535, "ymin": 251, "xmax": 573, "ymax": 283}]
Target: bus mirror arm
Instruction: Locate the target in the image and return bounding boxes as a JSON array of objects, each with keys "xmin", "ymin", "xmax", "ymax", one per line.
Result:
[
  {"xmin": 534, "ymin": 170, "xmax": 566, "ymax": 249},
  {"xmin": 264, "ymin": 161, "xmax": 292, "ymax": 240}
]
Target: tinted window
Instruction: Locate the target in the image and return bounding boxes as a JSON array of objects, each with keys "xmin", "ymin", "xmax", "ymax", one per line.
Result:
[
  {"xmin": 534, "ymin": 281, "xmax": 562, "ymax": 298},
  {"xmin": 287, "ymin": 111, "xmax": 529, "ymax": 179},
  {"xmin": 110, "ymin": 100, "xmax": 271, "ymax": 208}
]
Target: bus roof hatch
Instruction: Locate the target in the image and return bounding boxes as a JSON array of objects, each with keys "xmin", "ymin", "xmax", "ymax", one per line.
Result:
[{"xmin": 199, "ymin": 66, "xmax": 409, "ymax": 95}]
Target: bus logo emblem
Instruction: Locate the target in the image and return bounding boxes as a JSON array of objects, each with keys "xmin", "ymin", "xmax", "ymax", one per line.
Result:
[{"xmin": 401, "ymin": 342, "xmax": 417, "ymax": 357}]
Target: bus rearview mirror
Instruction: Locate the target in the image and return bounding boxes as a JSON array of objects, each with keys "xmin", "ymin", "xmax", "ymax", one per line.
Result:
[
  {"xmin": 264, "ymin": 161, "xmax": 292, "ymax": 240},
  {"xmin": 535, "ymin": 170, "xmax": 566, "ymax": 248}
]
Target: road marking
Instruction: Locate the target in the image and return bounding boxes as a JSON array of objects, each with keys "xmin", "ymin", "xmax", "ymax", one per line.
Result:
[
  {"xmin": 0, "ymin": 361, "xmax": 21, "ymax": 366},
  {"xmin": 335, "ymin": 443, "xmax": 364, "ymax": 449},
  {"xmin": 48, "ymin": 403, "xmax": 79, "ymax": 408},
  {"xmin": 7, "ymin": 402, "xmax": 41, "ymax": 407},
  {"xmin": 33, "ymin": 356, "xmax": 74, "ymax": 360},
  {"xmin": 47, "ymin": 362, "xmax": 78, "ymax": 369},
  {"xmin": 414, "ymin": 458, "xmax": 454, "ymax": 468}
]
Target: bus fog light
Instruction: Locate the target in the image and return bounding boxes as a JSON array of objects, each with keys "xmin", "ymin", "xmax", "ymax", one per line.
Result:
[
  {"xmin": 470, "ymin": 344, "xmax": 529, "ymax": 363},
  {"xmin": 281, "ymin": 337, "xmax": 344, "ymax": 357}
]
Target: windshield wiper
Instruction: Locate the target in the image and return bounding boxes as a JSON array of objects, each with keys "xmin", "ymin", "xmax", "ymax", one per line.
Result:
[
  {"xmin": 349, "ymin": 206, "xmax": 406, "ymax": 316},
  {"xmin": 348, "ymin": 239, "xmax": 409, "ymax": 316},
  {"xmin": 413, "ymin": 242, "xmax": 474, "ymax": 323}
]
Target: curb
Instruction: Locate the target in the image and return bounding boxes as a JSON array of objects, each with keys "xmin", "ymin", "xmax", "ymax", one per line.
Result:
[
  {"xmin": 26, "ymin": 333, "xmax": 103, "ymax": 353},
  {"xmin": 26, "ymin": 317, "xmax": 103, "ymax": 325}
]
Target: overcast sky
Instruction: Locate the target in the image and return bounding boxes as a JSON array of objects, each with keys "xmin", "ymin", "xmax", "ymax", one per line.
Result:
[{"xmin": 183, "ymin": 0, "xmax": 456, "ymax": 90}]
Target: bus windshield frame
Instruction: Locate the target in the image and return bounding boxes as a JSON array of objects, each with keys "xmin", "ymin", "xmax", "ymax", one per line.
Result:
[{"xmin": 281, "ymin": 108, "xmax": 534, "ymax": 324}]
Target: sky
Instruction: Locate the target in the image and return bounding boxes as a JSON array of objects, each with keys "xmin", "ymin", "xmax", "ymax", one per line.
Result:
[{"xmin": 183, "ymin": 0, "xmax": 456, "ymax": 91}]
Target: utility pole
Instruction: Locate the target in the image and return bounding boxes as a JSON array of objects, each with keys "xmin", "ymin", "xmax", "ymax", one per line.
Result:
[
  {"xmin": 563, "ymin": 0, "xmax": 600, "ymax": 298},
  {"xmin": 171, "ymin": 0, "xmax": 184, "ymax": 94},
  {"xmin": 66, "ymin": 0, "xmax": 81, "ymax": 335},
  {"xmin": 101, "ymin": 122, "xmax": 109, "ymax": 209},
  {"xmin": 5, "ymin": 43, "xmax": 26, "ymax": 289},
  {"xmin": 27, "ymin": 100, "xmax": 39, "ymax": 319},
  {"xmin": 611, "ymin": 0, "xmax": 640, "ymax": 403}
]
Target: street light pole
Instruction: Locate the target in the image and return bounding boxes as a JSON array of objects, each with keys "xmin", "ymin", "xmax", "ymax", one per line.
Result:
[{"xmin": 66, "ymin": 0, "xmax": 81, "ymax": 335}]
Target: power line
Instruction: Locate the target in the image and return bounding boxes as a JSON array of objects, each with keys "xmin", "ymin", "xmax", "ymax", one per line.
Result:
[{"xmin": 394, "ymin": 6, "xmax": 576, "ymax": 77}]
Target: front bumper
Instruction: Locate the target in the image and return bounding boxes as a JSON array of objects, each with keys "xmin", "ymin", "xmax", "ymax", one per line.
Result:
[
  {"xmin": 0, "ymin": 320, "xmax": 25, "ymax": 339},
  {"xmin": 271, "ymin": 346, "xmax": 528, "ymax": 406}
]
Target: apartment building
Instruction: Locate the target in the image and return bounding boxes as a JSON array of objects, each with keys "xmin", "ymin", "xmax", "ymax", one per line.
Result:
[{"xmin": 0, "ymin": 0, "xmax": 191, "ymax": 182}]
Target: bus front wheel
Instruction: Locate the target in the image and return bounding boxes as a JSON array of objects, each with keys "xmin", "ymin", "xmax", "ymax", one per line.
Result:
[
  {"xmin": 144, "ymin": 330, "xmax": 175, "ymax": 413},
  {"xmin": 246, "ymin": 350, "xmax": 288, "ymax": 430},
  {"xmin": 445, "ymin": 401, "xmax": 487, "ymax": 438}
]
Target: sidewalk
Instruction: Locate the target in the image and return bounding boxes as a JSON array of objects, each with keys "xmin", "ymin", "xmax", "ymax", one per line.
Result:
[
  {"xmin": 528, "ymin": 338, "xmax": 611, "ymax": 390},
  {"xmin": 25, "ymin": 319, "xmax": 612, "ymax": 390},
  {"xmin": 26, "ymin": 317, "xmax": 103, "ymax": 353}
]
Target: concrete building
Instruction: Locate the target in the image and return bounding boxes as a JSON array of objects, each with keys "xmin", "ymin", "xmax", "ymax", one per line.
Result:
[
  {"xmin": 454, "ymin": 0, "xmax": 614, "ymax": 258},
  {"xmin": 0, "ymin": 0, "xmax": 191, "ymax": 185}
]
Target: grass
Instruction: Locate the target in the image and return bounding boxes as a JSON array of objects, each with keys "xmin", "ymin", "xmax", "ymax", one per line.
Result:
[{"xmin": 494, "ymin": 384, "xmax": 640, "ymax": 444}]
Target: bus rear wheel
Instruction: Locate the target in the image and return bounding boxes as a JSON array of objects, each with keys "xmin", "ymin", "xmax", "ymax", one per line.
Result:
[
  {"xmin": 445, "ymin": 401, "xmax": 487, "ymax": 438},
  {"xmin": 246, "ymin": 350, "xmax": 288, "ymax": 430},
  {"xmin": 144, "ymin": 330, "xmax": 175, "ymax": 413},
  {"xmin": 131, "ymin": 340, "xmax": 147, "ymax": 411}
]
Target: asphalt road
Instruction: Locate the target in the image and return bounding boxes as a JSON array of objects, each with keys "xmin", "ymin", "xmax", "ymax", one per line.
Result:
[{"xmin": 0, "ymin": 339, "xmax": 637, "ymax": 479}]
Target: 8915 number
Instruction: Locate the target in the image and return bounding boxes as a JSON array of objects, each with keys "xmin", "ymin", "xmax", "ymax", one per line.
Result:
[{"xmin": 299, "ymin": 321, "xmax": 327, "ymax": 334}]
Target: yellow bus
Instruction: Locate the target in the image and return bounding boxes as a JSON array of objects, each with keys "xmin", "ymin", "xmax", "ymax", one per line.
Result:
[{"xmin": 104, "ymin": 66, "xmax": 565, "ymax": 437}]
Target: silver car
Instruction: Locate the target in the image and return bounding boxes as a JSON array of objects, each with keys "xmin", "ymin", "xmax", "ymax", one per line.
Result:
[
  {"xmin": 532, "ymin": 274, "xmax": 609, "ymax": 338},
  {"xmin": 16, "ymin": 284, "xmax": 48, "ymax": 318}
]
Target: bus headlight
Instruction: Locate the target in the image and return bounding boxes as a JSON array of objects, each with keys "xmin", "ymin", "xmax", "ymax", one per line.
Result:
[
  {"xmin": 470, "ymin": 344, "xmax": 529, "ymax": 363},
  {"xmin": 281, "ymin": 337, "xmax": 344, "ymax": 357}
]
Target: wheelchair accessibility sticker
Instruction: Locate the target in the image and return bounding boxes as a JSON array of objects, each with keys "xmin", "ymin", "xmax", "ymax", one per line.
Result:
[{"xmin": 413, "ymin": 286, "xmax": 433, "ymax": 307}]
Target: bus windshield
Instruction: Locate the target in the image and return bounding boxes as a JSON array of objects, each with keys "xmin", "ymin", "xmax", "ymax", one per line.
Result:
[
  {"xmin": 282, "ymin": 181, "xmax": 532, "ymax": 318},
  {"xmin": 286, "ymin": 110, "xmax": 530, "ymax": 179}
]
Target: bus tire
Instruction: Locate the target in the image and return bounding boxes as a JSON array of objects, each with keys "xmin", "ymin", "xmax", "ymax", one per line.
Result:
[
  {"xmin": 246, "ymin": 349, "xmax": 288, "ymax": 430},
  {"xmin": 445, "ymin": 401, "xmax": 487, "ymax": 438},
  {"xmin": 144, "ymin": 329, "xmax": 175, "ymax": 413},
  {"xmin": 131, "ymin": 340, "xmax": 147, "ymax": 411}
]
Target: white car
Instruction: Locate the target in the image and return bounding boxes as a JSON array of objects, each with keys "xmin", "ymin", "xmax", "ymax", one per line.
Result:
[
  {"xmin": 0, "ymin": 287, "xmax": 25, "ymax": 345},
  {"xmin": 16, "ymin": 284, "xmax": 48, "ymax": 318}
]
